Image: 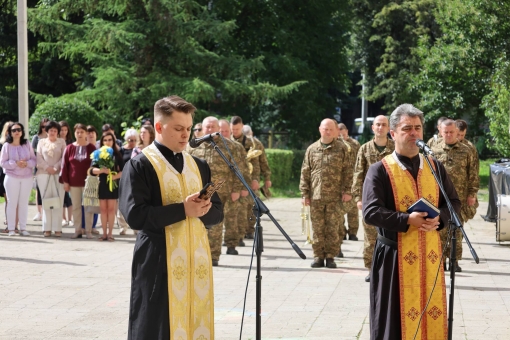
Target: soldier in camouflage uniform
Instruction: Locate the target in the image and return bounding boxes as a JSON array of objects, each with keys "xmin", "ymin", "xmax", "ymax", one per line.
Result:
[
  {"xmin": 231, "ymin": 116, "xmax": 261, "ymax": 239},
  {"xmin": 219, "ymin": 119, "xmax": 251, "ymax": 247},
  {"xmin": 456, "ymin": 119, "xmax": 480, "ymax": 221},
  {"xmin": 300, "ymin": 119, "xmax": 353, "ymax": 269},
  {"xmin": 243, "ymin": 125, "xmax": 272, "ymax": 191},
  {"xmin": 351, "ymin": 115, "xmax": 394, "ymax": 282},
  {"xmin": 426, "ymin": 116, "xmax": 447, "ymax": 148},
  {"xmin": 186, "ymin": 117, "xmax": 244, "ymax": 266},
  {"xmin": 338, "ymin": 123, "xmax": 361, "ymax": 241},
  {"xmin": 429, "ymin": 119, "xmax": 479, "ymax": 272}
]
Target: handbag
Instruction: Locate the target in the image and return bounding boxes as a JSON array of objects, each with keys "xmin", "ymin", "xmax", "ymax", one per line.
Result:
[
  {"xmin": 83, "ymin": 169, "xmax": 100, "ymax": 208},
  {"xmin": 42, "ymin": 175, "xmax": 62, "ymax": 211}
]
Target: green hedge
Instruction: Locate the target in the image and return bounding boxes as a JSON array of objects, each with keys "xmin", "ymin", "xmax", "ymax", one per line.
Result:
[
  {"xmin": 265, "ymin": 149, "xmax": 294, "ymax": 188},
  {"xmin": 290, "ymin": 149, "xmax": 306, "ymax": 181},
  {"xmin": 30, "ymin": 97, "xmax": 103, "ymax": 136}
]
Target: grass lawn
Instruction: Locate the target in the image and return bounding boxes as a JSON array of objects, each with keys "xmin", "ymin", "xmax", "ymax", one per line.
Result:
[{"xmin": 478, "ymin": 158, "xmax": 497, "ymax": 202}]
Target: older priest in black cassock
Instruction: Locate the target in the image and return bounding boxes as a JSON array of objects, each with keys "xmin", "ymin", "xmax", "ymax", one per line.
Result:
[
  {"xmin": 120, "ymin": 96, "xmax": 223, "ymax": 340},
  {"xmin": 362, "ymin": 104, "xmax": 460, "ymax": 340}
]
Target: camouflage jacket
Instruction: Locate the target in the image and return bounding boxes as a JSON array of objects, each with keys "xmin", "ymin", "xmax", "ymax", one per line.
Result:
[
  {"xmin": 253, "ymin": 137, "xmax": 271, "ymax": 181},
  {"xmin": 430, "ymin": 140, "xmax": 479, "ymax": 201},
  {"xmin": 300, "ymin": 139, "xmax": 352, "ymax": 201},
  {"xmin": 351, "ymin": 138, "xmax": 395, "ymax": 203},
  {"xmin": 231, "ymin": 140, "xmax": 251, "ymax": 185},
  {"xmin": 232, "ymin": 134, "xmax": 261, "ymax": 182},
  {"xmin": 460, "ymin": 138, "xmax": 480, "ymax": 173},
  {"xmin": 427, "ymin": 135, "xmax": 442, "ymax": 149},
  {"xmin": 186, "ymin": 137, "xmax": 244, "ymax": 196}
]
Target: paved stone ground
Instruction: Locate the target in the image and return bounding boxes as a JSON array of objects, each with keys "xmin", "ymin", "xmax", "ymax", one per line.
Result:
[{"xmin": 0, "ymin": 198, "xmax": 509, "ymax": 339}]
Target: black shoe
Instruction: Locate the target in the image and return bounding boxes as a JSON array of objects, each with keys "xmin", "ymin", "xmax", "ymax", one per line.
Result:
[
  {"xmin": 335, "ymin": 251, "xmax": 344, "ymax": 258},
  {"xmin": 454, "ymin": 262, "xmax": 462, "ymax": 272},
  {"xmin": 226, "ymin": 247, "xmax": 238, "ymax": 255},
  {"xmin": 212, "ymin": 260, "xmax": 219, "ymax": 267},
  {"xmin": 238, "ymin": 239, "xmax": 245, "ymax": 247},
  {"xmin": 311, "ymin": 259, "xmax": 324, "ymax": 268},
  {"xmin": 245, "ymin": 233, "xmax": 254, "ymax": 239},
  {"xmin": 365, "ymin": 275, "xmax": 370, "ymax": 282},
  {"xmin": 325, "ymin": 258, "xmax": 337, "ymax": 268},
  {"xmin": 348, "ymin": 234, "xmax": 358, "ymax": 241},
  {"xmin": 343, "ymin": 234, "xmax": 347, "ymax": 240},
  {"xmin": 222, "ymin": 242, "xmax": 226, "ymax": 246}
]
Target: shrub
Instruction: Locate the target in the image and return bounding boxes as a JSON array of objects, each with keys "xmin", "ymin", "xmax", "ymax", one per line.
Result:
[
  {"xmin": 265, "ymin": 149, "xmax": 294, "ymax": 188},
  {"xmin": 291, "ymin": 149, "xmax": 306, "ymax": 180},
  {"xmin": 30, "ymin": 98, "xmax": 103, "ymax": 136}
]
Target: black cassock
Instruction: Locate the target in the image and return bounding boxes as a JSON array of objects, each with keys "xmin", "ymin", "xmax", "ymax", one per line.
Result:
[
  {"xmin": 119, "ymin": 141, "xmax": 223, "ymax": 340},
  {"xmin": 362, "ymin": 153, "xmax": 460, "ymax": 340}
]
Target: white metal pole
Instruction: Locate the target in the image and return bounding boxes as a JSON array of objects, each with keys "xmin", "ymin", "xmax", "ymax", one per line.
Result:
[{"xmin": 17, "ymin": 0, "xmax": 29, "ymax": 132}]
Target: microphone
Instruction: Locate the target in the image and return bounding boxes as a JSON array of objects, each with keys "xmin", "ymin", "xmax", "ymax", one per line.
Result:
[
  {"xmin": 188, "ymin": 132, "xmax": 220, "ymax": 148},
  {"xmin": 415, "ymin": 139, "xmax": 434, "ymax": 156}
]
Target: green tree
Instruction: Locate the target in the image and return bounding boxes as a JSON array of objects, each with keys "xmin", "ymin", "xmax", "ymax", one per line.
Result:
[
  {"xmin": 414, "ymin": 0, "xmax": 510, "ymax": 139},
  {"xmin": 350, "ymin": 0, "xmax": 439, "ymax": 111},
  {"xmin": 28, "ymin": 0, "xmax": 303, "ymax": 130},
  {"xmin": 211, "ymin": 0, "xmax": 353, "ymax": 146}
]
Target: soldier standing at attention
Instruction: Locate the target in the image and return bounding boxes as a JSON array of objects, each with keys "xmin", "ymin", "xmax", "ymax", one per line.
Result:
[
  {"xmin": 218, "ymin": 119, "xmax": 251, "ymax": 247},
  {"xmin": 430, "ymin": 119, "xmax": 479, "ymax": 272},
  {"xmin": 300, "ymin": 118, "xmax": 353, "ymax": 268},
  {"xmin": 337, "ymin": 123, "xmax": 361, "ymax": 242},
  {"xmin": 426, "ymin": 116, "xmax": 448, "ymax": 148},
  {"xmin": 187, "ymin": 117, "xmax": 244, "ymax": 266},
  {"xmin": 242, "ymin": 125, "xmax": 272, "ymax": 192},
  {"xmin": 456, "ymin": 119, "xmax": 480, "ymax": 222},
  {"xmin": 230, "ymin": 116, "xmax": 261, "ymax": 239},
  {"xmin": 351, "ymin": 115, "xmax": 395, "ymax": 282}
]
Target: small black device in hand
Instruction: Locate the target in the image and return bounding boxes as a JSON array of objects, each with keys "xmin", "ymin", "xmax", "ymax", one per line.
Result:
[{"xmin": 199, "ymin": 179, "xmax": 225, "ymax": 200}]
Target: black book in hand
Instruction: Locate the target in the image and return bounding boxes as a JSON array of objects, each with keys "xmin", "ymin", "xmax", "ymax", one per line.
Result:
[{"xmin": 406, "ymin": 197, "xmax": 440, "ymax": 218}]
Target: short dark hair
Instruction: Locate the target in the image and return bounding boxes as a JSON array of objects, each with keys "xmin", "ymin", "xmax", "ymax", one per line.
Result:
[
  {"xmin": 87, "ymin": 125, "xmax": 98, "ymax": 134},
  {"xmin": 455, "ymin": 119, "xmax": 468, "ymax": 132},
  {"xmin": 338, "ymin": 123, "xmax": 347, "ymax": 130},
  {"xmin": 102, "ymin": 123, "xmax": 114, "ymax": 133},
  {"xmin": 230, "ymin": 116, "xmax": 243, "ymax": 125},
  {"xmin": 154, "ymin": 95, "xmax": 196, "ymax": 121},
  {"xmin": 6, "ymin": 122, "xmax": 28, "ymax": 145},
  {"xmin": 44, "ymin": 121, "xmax": 61, "ymax": 134},
  {"xmin": 74, "ymin": 123, "xmax": 87, "ymax": 133},
  {"xmin": 38, "ymin": 118, "xmax": 50, "ymax": 135}
]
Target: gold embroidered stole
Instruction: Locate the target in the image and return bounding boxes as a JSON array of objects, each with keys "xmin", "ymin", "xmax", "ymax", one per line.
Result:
[
  {"xmin": 143, "ymin": 144, "xmax": 214, "ymax": 340},
  {"xmin": 382, "ymin": 153, "xmax": 447, "ymax": 340}
]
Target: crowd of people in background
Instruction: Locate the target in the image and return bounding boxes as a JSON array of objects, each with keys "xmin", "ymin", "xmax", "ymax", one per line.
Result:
[{"xmin": 0, "ymin": 118, "xmax": 155, "ymax": 240}]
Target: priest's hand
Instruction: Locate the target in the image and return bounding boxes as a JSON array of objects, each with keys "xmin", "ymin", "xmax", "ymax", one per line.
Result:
[
  {"xmin": 408, "ymin": 212, "xmax": 439, "ymax": 232},
  {"xmin": 185, "ymin": 192, "xmax": 212, "ymax": 218}
]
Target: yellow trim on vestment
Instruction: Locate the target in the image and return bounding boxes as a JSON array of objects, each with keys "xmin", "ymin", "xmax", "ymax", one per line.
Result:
[
  {"xmin": 143, "ymin": 144, "xmax": 215, "ymax": 340},
  {"xmin": 382, "ymin": 153, "xmax": 447, "ymax": 340}
]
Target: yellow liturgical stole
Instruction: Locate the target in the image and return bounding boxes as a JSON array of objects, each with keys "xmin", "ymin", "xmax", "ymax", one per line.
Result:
[
  {"xmin": 382, "ymin": 152, "xmax": 447, "ymax": 340},
  {"xmin": 143, "ymin": 144, "xmax": 214, "ymax": 340}
]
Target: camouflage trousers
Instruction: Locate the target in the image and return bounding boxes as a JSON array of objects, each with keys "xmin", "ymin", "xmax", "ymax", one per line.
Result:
[
  {"xmin": 236, "ymin": 196, "xmax": 253, "ymax": 240},
  {"xmin": 340, "ymin": 200, "xmax": 359, "ymax": 236},
  {"xmin": 439, "ymin": 224, "xmax": 463, "ymax": 262},
  {"xmin": 223, "ymin": 198, "xmax": 240, "ymax": 248},
  {"xmin": 208, "ymin": 192, "xmax": 236, "ymax": 261},
  {"xmin": 363, "ymin": 219, "xmax": 378, "ymax": 269},
  {"xmin": 245, "ymin": 190, "xmax": 260, "ymax": 235},
  {"xmin": 310, "ymin": 200, "xmax": 341, "ymax": 259}
]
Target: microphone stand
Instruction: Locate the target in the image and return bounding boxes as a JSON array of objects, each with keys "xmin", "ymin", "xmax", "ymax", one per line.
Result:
[
  {"xmin": 208, "ymin": 138, "xmax": 306, "ymax": 340},
  {"xmin": 421, "ymin": 151, "xmax": 479, "ymax": 340}
]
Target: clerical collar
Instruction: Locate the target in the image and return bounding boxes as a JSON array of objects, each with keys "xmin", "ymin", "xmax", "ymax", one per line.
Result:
[
  {"xmin": 154, "ymin": 140, "xmax": 184, "ymax": 173},
  {"xmin": 392, "ymin": 151, "xmax": 423, "ymax": 170}
]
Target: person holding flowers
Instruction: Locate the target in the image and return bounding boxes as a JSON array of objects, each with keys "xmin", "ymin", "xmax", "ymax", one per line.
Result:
[{"xmin": 90, "ymin": 132, "xmax": 123, "ymax": 241}]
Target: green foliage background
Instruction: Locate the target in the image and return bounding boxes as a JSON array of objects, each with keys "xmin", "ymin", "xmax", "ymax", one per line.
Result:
[{"xmin": 29, "ymin": 97, "xmax": 103, "ymax": 136}]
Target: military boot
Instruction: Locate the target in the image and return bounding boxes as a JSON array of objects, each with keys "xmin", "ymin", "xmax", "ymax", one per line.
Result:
[
  {"xmin": 226, "ymin": 247, "xmax": 238, "ymax": 255},
  {"xmin": 311, "ymin": 258, "xmax": 324, "ymax": 268},
  {"xmin": 325, "ymin": 258, "xmax": 337, "ymax": 268}
]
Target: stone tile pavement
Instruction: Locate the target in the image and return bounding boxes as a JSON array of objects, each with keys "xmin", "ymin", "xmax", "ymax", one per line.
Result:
[{"xmin": 0, "ymin": 199, "xmax": 509, "ymax": 339}]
